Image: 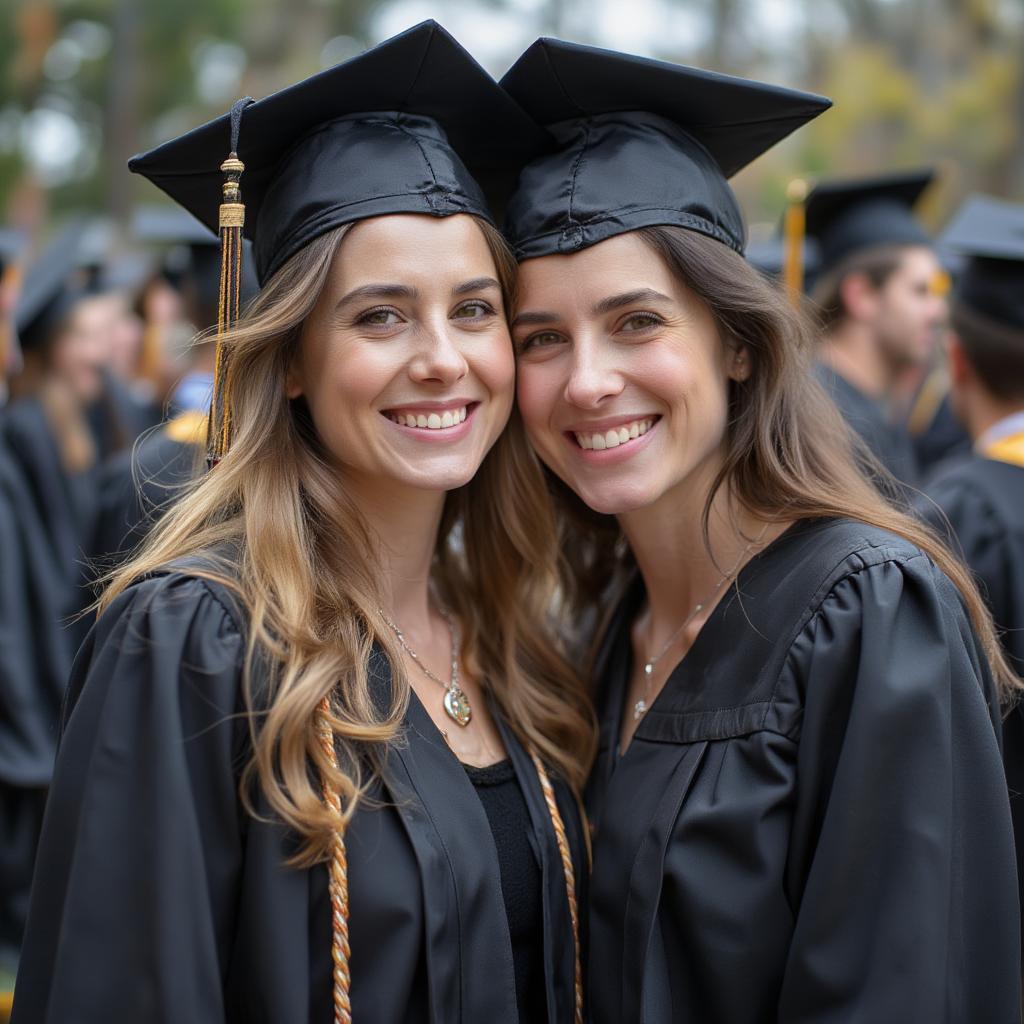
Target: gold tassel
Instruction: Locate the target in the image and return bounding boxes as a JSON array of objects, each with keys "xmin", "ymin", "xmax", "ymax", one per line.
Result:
[
  {"xmin": 782, "ymin": 177, "xmax": 808, "ymax": 306},
  {"xmin": 207, "ymin": 96, "xmax": 254, "ymax": 467}
]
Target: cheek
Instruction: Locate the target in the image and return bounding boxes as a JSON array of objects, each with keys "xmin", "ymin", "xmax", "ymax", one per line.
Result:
[
  {"xmin": 515, "ymin": 361, "xmax": 563, "ymax": 433},
  {"xmin": 472, "ymin": 333, "xmax": 516, "ymax": 400}
]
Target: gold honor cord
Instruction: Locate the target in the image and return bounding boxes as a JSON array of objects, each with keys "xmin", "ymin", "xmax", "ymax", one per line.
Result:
[
  {"xmin": 315, "ymin": 696, "xmax": 584, "ymax": 1023},
  {"xmin": 208, "ymin": 96, "xmax": 254, "ymax": 467},
  {"xmin": 783, "ymin": 178, "xmax": 808, "ymax": 306}
]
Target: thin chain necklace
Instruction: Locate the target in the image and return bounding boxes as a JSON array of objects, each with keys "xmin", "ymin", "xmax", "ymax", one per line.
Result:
[
  {"xmin": 379, "ymin": 606, "xmax": 472, "ymax": 727},
  {"xmin": 633, "ymin": 523, "xmax": 771, "ymax": 721}
]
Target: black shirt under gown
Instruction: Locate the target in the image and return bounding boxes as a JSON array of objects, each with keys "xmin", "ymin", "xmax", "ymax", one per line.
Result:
[
  {"xmin": 586, "ymin": 517, "xmax": 1019, "ymax": 1023},
  {"xmin": 12, "ymin": 565, "xmax": 586, "ymax": 1023}
]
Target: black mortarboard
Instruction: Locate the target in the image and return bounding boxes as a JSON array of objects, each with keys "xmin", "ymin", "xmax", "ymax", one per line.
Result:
[
  {"xmin": 500, "ymin": 38, "xmax": 830, "ymax": 260},
  {"xmin": 129, "ymin": 20, "xmax": 548, "ymax": 285},
  {"xmin": 14, "ymin": 221, "xmax": 90, "ymax": 352},
  {"xmin": 940, "ymin": 194, "xmax": 1024, "ymax": 331},
  {"xmin": 804, "ymin": 169, "xmax": 934, "ymax": 276}
]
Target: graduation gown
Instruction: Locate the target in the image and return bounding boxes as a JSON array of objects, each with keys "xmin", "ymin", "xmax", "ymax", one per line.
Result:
[
  {"xmin": 586, "ymin": 517, "xmax": 1019, "ymax": 1023},
  {"xmin": 11, "ymin": 566, "xmax": 587, "ymax": 1024},
  {"xmin": 91, "ymin": 413, "xmax": 203, "ymax": 564},
  {"xmin": 920, "ymin": 453, "xmax": 1024, "ymax": 968},
  {"xmin": 815, "ymin": 363, "xmax": 919, "ymax": 485},
  {"xmin": 0, "ymin": 445, "xmax": 73, "ymax": 958}
]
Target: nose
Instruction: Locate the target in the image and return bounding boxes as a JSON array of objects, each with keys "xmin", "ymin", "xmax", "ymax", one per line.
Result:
[
  {"xmin": 408, "ymin": 320, "xmax": 469, "ymax": 387},
  {"xmin": 564, "ymin": 338, "xmax": 624, "ymax": 409}
]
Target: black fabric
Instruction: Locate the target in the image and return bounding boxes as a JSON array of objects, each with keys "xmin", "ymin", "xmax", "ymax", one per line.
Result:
[
  {"xmin": 500, "ymin": 38, "xmax": 829, "ymax": 259},
  {"xmin": 11, "ymin": 567, "xmax": 588, "ymax": 1023},
  {"xmin": 0, "ymin": 444, "xmax": 72, "ymax": 958},
  {"xmin": 91, "ymin": 426, "xmax": 201, "ymax": 564},
  {"xmin": 920, "ymin": 453, "xmax": 1024, "ymax": 968},
  {"xmin": 940, "ymin": 193, "xmax": 1024, "ymax": 331},
  {"xmin": 815, "ymin": 362, "xmax": 919, "ymax": 485},
  {"xmin": 804, "ymin": 169, "xmax": 934, "ymax": 276},
  {"xmin": 586, "ymin": 517, "xmax": 1019, "ymax": 1023},
  {"xmin": 129, "ymin": 21, "xmax": 550, "ymax": 284},
  {"xmin": 13, "ymin": 221, "xmax": 88, "ymax": 349},
  {"xmin": 465, "ymin": 758, "xmax": 547, "ymax": 1023},
  {"xmin": 912, "ymin": 392, "xmax": 971, "ymax": 476}
]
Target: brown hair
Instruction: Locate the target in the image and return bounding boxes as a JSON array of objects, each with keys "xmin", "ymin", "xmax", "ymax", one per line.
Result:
[
  {"xmin": 100, "ymin": 215, "xmax": 596, "ymax": 865},
  {"xmin": 545, "ymin": 225, "xmax": 1020, "ymax": 702},
  {"xmin": 953, "ymin": 302, "xmax": 1024, "ymax": 403},
  {"xmin": 811, "ymin": 243, "xmax": 907, "ymax": 331}
]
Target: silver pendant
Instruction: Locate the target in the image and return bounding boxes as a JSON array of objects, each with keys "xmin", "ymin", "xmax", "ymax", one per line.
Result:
[
  {"xmin": 633, "ymin": 699, "xmax": 648, "ymax": 721},
  {"xmin": 444, "ymin": 685, "xmax": 472, "ymax": 727}
]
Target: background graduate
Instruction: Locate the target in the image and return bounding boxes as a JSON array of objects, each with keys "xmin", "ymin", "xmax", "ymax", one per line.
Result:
[
  {"xmin": 12, "ymin": 23, "xmax": 593, "ymax": 1024},
  {"xmin": 918, "ymin": 193, "xmax": 1024, "ymax": 960},
  {"xmin": 502, "ymin": 38, "xmax": 1021, "ymax": 1022},
  {"xmin": 804, "ymin": 170, "xmax": 948, "ymax": 487}
]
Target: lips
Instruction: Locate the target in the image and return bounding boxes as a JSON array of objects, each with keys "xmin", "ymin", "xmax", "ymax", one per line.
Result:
[{"xmin": 385, "ymin": 405, "xmax": 469, "ymax": 430}]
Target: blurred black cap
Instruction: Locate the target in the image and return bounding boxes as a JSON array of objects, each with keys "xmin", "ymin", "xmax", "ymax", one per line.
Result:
[
  {"xmin": 940, "ymin": 193, "xmax": 1024, "ymax": 331},
  {"xmin": 804, "ymin": 168, "xmax": 934, "ymax": 276}
]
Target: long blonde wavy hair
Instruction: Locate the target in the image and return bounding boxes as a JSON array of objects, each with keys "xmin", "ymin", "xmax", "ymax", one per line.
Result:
[
  {"xmin": 100, "ymin": 216, "xmax": 597, "ymax": 865},
  {"xmin": 538, "ymin": 225, "xmax": 1021, "ymax": 703}
]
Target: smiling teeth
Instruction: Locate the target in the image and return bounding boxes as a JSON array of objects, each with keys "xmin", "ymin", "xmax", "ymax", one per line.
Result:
[
  {"xmin": 389, "ymin": 406, "xmax": 468, "ymax": 429},
  {"xmin": 575, "ymin": 418, "xmax": 654, "ymax": 450}
]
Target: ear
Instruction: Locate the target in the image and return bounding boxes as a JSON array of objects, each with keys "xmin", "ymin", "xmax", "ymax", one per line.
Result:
[
  {"xmin": 726, "ymin": 341, "xmax": 753, "ymax": 382},
  {"xmin": 946, "ymin": 332, "xmax": 974, "ymax": 389},
  {"xmin": 838, "ymin": 271, "xmax": 879, "ymax": 323},
  {"xmin": 285, "ymin": 357, "xmax": 304, "ymax": 399}
]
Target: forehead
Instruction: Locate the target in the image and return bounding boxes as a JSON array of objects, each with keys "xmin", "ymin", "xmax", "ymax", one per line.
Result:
[
  {"xmin": 516, "ymin": 231, "xmax": 675, "ymax": 302},
  {"xmin": 331, "ymin": 213, "xmax": 495, "ymax": 284}
]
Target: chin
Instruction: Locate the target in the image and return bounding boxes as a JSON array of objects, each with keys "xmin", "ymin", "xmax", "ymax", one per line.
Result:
[{"xmin": 572, "ymin": 479, "xmax": 661, "ymax": 516}]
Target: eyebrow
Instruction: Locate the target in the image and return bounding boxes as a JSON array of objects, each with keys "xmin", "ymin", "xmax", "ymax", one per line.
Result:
[
  {"xmin": 334, "ymin": 283, "xmax": 417, "ymax": 311},
  {"xmin": 453, "ymin": 276, "xmax": 501, "ymax": 296},
  {"xmin": 592, "ymin": 288, "xmax": 674, "ymax": 315},
  {"xmin": 511, "ymin": 287, "xmax": 673, "ymax": 329}
]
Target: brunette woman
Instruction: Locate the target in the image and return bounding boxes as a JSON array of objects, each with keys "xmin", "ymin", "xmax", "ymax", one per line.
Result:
[
  {"xmin": 502, "ymin": 39, "xmax": 1020, "ymax": 1022},
  {"xmin": 12, "ymin": 24, "xmax": 592, "ymax": 1024}
]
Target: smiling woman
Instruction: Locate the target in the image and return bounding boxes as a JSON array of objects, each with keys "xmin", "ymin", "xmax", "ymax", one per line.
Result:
[
  {"xmin": 11, "ymin": 23, "xmax": 593, "ymax": 1024},
  {"xmin": 504, "ymin": 36, "xmax": 1021, "ymax": 1023}
]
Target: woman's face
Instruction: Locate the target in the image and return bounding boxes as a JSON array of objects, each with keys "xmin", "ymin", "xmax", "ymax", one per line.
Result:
[
  {"xmin": 513, "ymin": 232, "xmax": 748, "ymax": 516},
  {"xmin": 50, "ymin": 294, "xmax": 115, "ymax": 403},
  {"xmin": 289, "ymin": 213, "xmax": 514, "ymax": 496}
]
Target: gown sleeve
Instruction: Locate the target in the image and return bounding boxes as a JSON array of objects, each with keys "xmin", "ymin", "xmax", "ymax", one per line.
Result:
[
  {"xmin": 777, "ymin": 551, "xmax": 1020, "ymax": 1022},
  {"xmin": 11, "ymin": 572, "xmax": 247, "ymax": 1024}
]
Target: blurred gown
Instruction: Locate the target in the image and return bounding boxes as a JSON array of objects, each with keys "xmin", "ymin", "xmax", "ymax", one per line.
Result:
[
  {"xmin": 815, "ymin": 363, "xmax": 920, "ymax": 486},
  {"xmin": 586, "ymin": 517, "xmax": 1018, "ymax": 1023},
  {"xmin": 920, "ymin": 442, "xmax": 1024, "ymax": 968},
  {"xmin": 11, "ymin": 561, "xmax": 588, "ymax": 1023},
  {"xmin": 0, "ymin": 441, "xmax": 73, "ymax": 962}
]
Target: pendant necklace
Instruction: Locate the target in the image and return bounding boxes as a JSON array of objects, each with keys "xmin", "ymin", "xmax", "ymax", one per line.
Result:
[
  {"xmin": 634, "ymin": 523, "xmax": 771, "ymax": 721},
  {"xmin": 379, "ymin": 606, "xmax": 472, "ymax": 727}
]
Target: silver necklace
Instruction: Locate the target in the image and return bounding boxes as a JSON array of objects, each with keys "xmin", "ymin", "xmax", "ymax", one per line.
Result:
[
  {"xmin": 379, "ymin": 606, "xmax": 472, "ymax": 727},
  {"xmin": 634, "ymin": 524, "xmax": 771, "ymax": 721}
]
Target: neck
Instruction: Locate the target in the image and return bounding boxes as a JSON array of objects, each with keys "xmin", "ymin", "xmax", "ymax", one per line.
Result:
[
  {"xmin": 958, "ymin": 385, "xmax": 1024, "ymax": 442},
  {"xmin": 820, "ymin": 321, "xmax": 894, "ymax": 400},
  {"xmin": 345, "ymin": 472, "xmax": 447, "ymax": 632},
  {"xmin": 617, "ymin": 456, "xmax": 784, "ymax": 640}
]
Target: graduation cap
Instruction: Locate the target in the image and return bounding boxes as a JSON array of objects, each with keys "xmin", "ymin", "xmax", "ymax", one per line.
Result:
[
  {"xmin": 803, "ymin": 169, "xmax": 934, "ymax": 278},
  {"xmin": 500, "ymin": 38, "xmax": 831, "ymax": 260},
  {"xmin": 14, "ymin": 221, "xmax": 91, "ymax": 353},
  {"xmin": 940, "ymin": 194, "xmax": 1024, "ymax": 331},
  {"xmin": 128, "ymin": 19, "xmax": 547, "ymax": 462}
]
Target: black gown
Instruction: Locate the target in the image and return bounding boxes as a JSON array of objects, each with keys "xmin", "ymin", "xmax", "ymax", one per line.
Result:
[
  {"xmin": 11, "ymin": 565, "xmax": 587, "ymax": 1023},
  {"xmin": 586, "ymin": 517, "xmax": 1019, "ymax": 1023},
  {"xmin": 920, "ymin": 453, "xmax": 1024, "ymax": 968},
  {"xmin": 815, "ymin": 363, "xmax": 919, "ymax": 485},
  {"xmin": 0, "ymin": 444, "xmax": 73, "ymax": 961}
]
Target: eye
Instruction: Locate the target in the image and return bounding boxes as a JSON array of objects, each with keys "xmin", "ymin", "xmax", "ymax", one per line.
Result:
[
  {"xmin": 517, "ymin": 330, "xmax": 565, "ymax": 354},
  {"xmin": 619, "ymin": 311, "xmax": 664, "ymax": 332},
  {"xmin": 357, "ymin": 306, "xmax": 403, "ymax": 327},
  {"xmin": 452, "ymin": 300, "xmax": 496, "ymax": 320}
]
